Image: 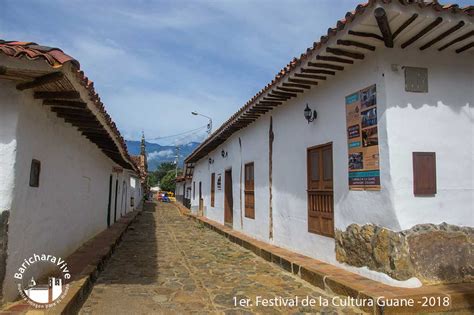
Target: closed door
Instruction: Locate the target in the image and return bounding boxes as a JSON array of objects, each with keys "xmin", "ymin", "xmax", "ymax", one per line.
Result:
[
  {"xmin": 107, "ymin": 175, "xmax": 112, "ymax": 227},
  {"xmin": 307, "ymin": 143, "xmax": 334, "ymax": 237},
  {"xmin": 224, "ymin": 169, "xmax": 233, "ymax": 226},
  {"xmin": 199, "ymin": 181, "xmax": 203, "ymax": 215}
]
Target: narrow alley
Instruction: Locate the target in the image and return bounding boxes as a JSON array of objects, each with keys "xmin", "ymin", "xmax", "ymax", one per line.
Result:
[{"xmin": 79, "ymin": 202, "xmax": 361, "ymax": 314}]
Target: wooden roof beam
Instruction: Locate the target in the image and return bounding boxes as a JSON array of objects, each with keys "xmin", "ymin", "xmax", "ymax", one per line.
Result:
[
  {"xmin": 267, "ymin": 93, "xmax": 290, "ymax": 99},
  {"xmin": 288, "ymin": 78, "xmax": 318, "ymax": 85},
  {"xmin": 16, "ymin": 72, "xmax": 64, "ymax": 91},
  {"xmin": 282, "ymin": 82, "xmax": 311, "ymax": 89},
  {"xmin": 294, "ymin": 73, "xmax": 326, "ymax": 81},
  {"xmin": 337, "ymin": 39, "xmax": 376, "ymax": 51},
  {"xmin": 325, "ymin": 48, "xmax": 364, "ymax": 60},
  {"xmin": 276, "ymin": 86, "xmax": 305, "ymax": 93},
  {"xmin": 401, "ymin": 17, "xmax": 443, "ymax": 49},
  {"xmin": 34, "ymin": 91, "xmax": 80, "ymax": 100},
  {"xmin": 438, "ymin": 30, "xmax": 473, "ymax": 51},
  {"xmin": 308, "ymin": 61, "xmax": 345, "ymax": 70},
  {"xmin": 270, "ymin": 90, "xmax": 298, "ymax": 98},
  {"xmin": 456, "ymin": 42, "xmax": 474, "ymax": 53},
  {"xmin": 374, "ymin": 7, "xmax": 394, "ymax": 48},
  {"xmin": 393, "ymin": 14, "xmax": 418, "ymax": 39},
  {"xmin": 301, "ymin": 68, "xmax": 336, "ymax": 75},
  {"xmin": 348, "ymin": 30, "xmax": 384, "ymax": 41},
  {"xmin": 420, "ymin": 21, "xmax": 465, "ymax": 50},
  {"xmin": 44, "ymin": 100, "xmax": 87, "ymax": 109},
  {"xmin": 316, "ymin": 55, "xmax": 354, "ymax": 64},
  {"xmin": 263, "ymin": 96, "xmax": 287, "ymax": 102}
]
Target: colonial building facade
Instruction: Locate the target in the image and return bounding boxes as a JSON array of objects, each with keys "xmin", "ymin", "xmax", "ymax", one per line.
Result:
[
  {"xmin": 184, "ymin": 1, "xmax": 473, "ymax": 287},
  {"xmin": 0, "ymin": 41, "xmax": 146, "ymax": 301}
]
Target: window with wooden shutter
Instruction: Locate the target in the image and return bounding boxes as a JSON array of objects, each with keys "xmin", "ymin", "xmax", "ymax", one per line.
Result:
[
  {"xmin": 211, "ymin": 173, "xmax": 215, "ymax": 207},
  {"xmin": 244, "ymin": 162, "xmax": 255, "ymax": 219},
  {"xmin": 307, "ymin": 143, "xmax": 334, "ymax": 237},
  {"xmin": 413, "ymin": 152, "xmax": 436, "ymax": 195}
]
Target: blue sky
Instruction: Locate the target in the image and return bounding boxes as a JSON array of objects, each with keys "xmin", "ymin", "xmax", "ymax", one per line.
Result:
[{"xmin": 1, "ymin": 0, "xmax": 471, "ymax": 144}]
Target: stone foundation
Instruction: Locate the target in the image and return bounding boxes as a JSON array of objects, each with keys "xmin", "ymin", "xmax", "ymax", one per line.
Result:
[
  {"xmin": 335, "ymin": 222, "xmax": 473, "ymax": 284},
  {"xmin": 0, "ymin": 211, "xmax": 9, "ymax": 304}
]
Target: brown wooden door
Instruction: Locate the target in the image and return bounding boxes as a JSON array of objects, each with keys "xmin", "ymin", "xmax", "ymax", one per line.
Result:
[
  {"xmin": 307, "ymin": 143, "xmax": 334, "ymax": 237},
  {"xmin": 224, "ymin": 169, "xmax": 233, "ymax": 227}
]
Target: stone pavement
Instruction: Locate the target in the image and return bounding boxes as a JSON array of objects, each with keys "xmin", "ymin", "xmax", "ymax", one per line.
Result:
[{"xmin": 79, "ymin": 202, "xmax": 362, "ymax": 314}]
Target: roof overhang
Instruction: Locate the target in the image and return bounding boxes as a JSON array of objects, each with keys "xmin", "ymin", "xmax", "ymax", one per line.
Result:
[{"xmin": 185, "ymin": 0, "xmax": 473, "ymax": 163}]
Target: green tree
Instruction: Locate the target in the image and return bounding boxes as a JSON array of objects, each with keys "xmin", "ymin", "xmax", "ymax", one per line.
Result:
[
  {"xmin": 148, "ymin": 162, "xmax": 175, "ymax": 187},
  {"xmin": 160, "ymin": 170, "xmax": 176, "ymax": 192}
]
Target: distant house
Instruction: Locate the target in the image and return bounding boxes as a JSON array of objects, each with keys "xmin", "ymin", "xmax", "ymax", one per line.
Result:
[
  {"xmin": 184, "ymin": 1, "xmax": 473, "ymax": 286},
  {"xmin": 0, "ymin": 40, "xmax": 146, "ymax": 301}
]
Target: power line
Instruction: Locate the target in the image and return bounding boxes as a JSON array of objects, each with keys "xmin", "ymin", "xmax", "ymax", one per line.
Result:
[{"xmin": 150, "ymin": 125, "xmax": 207, "ymax": 140}]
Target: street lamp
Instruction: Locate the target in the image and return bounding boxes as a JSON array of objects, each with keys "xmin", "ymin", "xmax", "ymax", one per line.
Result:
[{"xmin": 191, "ymin": 111, "xmax": 213, "ymax": 136}]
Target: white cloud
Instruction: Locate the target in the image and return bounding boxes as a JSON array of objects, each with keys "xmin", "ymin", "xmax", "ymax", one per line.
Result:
[{"xmin": 148, "ymin": 149, "xmax": 174, "ymax": 160}]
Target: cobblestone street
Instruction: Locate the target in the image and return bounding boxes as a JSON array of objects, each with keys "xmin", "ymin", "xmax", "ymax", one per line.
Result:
[{"xmin": 80, "ymin": 202, "xmax": 360, "ymax": 314}]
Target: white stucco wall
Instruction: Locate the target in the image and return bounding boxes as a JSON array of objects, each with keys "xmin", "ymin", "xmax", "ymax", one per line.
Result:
[
  {"xmin": 190, "ymin": 46, "xmax": 473, "ymax": 284},
  {"xmin": 0, "ymin": 78, "xmax": 140, "ymax": 300},
  {"xmin": 381, "ymin": 48, "xmax": 474, "ymax": 230}
]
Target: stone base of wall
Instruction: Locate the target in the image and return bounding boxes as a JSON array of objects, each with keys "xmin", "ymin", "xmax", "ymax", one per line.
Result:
[
  {"xmin": 0, "ymin": 210, "xmax": 9, "ymax": 305},
  {"xmin": 335, "ymin": 222, "xmax": 473, "ymax": 284}
]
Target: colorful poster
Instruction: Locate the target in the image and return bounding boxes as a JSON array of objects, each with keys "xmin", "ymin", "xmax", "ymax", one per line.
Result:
[{"xmin": 345, "ymin": 84, "xmax": 380, "ymax": 190}]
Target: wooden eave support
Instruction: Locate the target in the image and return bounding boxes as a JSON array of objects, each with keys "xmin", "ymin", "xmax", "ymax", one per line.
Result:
[
  {"xmin": 282, "ymin": 82, "xmax": 311, "ymax": 89},
  {"xmin": 16, "ymin": 72, "xmax": 64, "ymax": 91},
  {"xmin": 270, "ymin": 90, "xmax": 298, "ymax": 97},
  {"xmin": 268, "ymin": 93, "xmax": 290, "ymax": 99},
  {"xmin": 316, "ymin": 55, "xmax": 354, "ymax": 64},
  {"xmin": 0, "ymin": 66, "xmax": 7, "ymax": 75},
  {"xmin": 308, "ymin": 61, "xmax": 345, "ymax": 70},
  {"xmin": 294, "ymin": 73, "xmax": 326, "ymax": 81},
  {"xmin": 288, "ymin": 78, "xmax": 318, "ymax": 85},
  {"xmin": 348, "ymin": 30, "xmax": 384, "ymax": 41},
  {"xmin": 374, "ymin": 7, "xmax": 394, "ymax": 48},
  {"xmin": 420, "ymin": 21, "xmax": 465, "ymax": 50},
  {"xmin": 301, "ymin": 68, "xmax": 336, "ymax": 75},
  {"xmin": 276, "ymin": 86, "xmax": 304, "ymax": 93},
  {"xmin": 325, "ymin": 48, "xmax": 364, "ymax": 60},
  {"xmin": 263, "ymin": 96, "xmax": 287, "ymax": 102},
  {"xmin": 44, "ymin": 100, "xmax": 87, "ymax": 109},
  {"xmin": 34, "ymin": 91, "xmax": 80, "ymax": 99},
  {"xmin": 393, "ymin": 14, "xmax": 418, "ymax": 39},
  {"xmin": 337, "ymin": 39, "xmax": 376, "ymax": 51},
  {"xmin": 438, "ymin": 30, "xmax": 474, "ymax": 51},
  {"xmin": 456, "ymin": 42, "xmax": 474, "ymax": 53},
  {"xmin": 401, "ymin": 17, "xmax": 443, "ymax": 49}
]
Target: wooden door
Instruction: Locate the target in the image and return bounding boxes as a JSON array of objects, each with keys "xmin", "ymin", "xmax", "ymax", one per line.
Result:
[
  {"xmin": 224, "ymin": 169, "xmax": 233, "ymax": 227},
  {"xmin": 199, "ymin": 181, "xmax": 203, "ymax": 216},
  {"xmin": 307, "ymin": 143, "xmax": 334, "ymax": 237},
  {"xmin": 107, "ymin": 175, "xmax": 112, "ymax": 227}
]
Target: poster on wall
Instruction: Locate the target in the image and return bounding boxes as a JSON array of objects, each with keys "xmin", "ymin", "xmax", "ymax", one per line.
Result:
[{"xmin": 345, "ymin": 84, "xmax": 380, "ymax": 190}]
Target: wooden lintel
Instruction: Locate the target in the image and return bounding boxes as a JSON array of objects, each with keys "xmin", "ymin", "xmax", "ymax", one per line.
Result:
[
  {"xmin": 34, "ymin": 91, "xmax": 80, "ymax": 100},
  {"xmin": 301, "ymin": 68, "xmax": 336, "ymax": 75},
  {"xmin": 393, "ymin": 14, "xmax": 418, "ymax": 39},
  {"xmin": 348, "ymin": 30, "xmax": 384, "ymax": 41},
  {"xmin": 288, "ymin": 78, "xmax": 318, "ymax": 85},
  {"xmin": 282, "ymin": 82, "xmax": 311, "ymax": 89},
  {"xmin": 276, "ymin": 86, "xmax": 304, "ymax": 93},
  {"xmin": 270, "ymin": 90, "xmax": 297, "ymax": 97},
  {"xmin": 325, "ymin": 47, "xmax": 364, "ymax": 60},
  {"xmin": 16, "ymin": 72, "xmax": 64, "ymax": 91},
  {"xmin": 401, "ymin": 17, "xmax": 443, "ymax": 49},
  {"xmin": 337, "ymin": 39, "xmax": 376, "ymax": 51},
  {"xmin": 420, "ymin": 21, "xmax": 465, "ymax": 50},
  {"xmin": 308, "ymin": 61, "xmax": 345, "ymax": 70},
  {"xmin": 44, "ymin": 100, "xmax": 87, "ymax": 109},
  {"xmin": 374, "ymin": 7, "xmax": 394, "ymax": 48},
  {"xmin": 438, "ymin": 30, "xmax": 473, "ymax": 51},
  {"xmin": 316, "ymin": 55, "xmax": 354, "ymax": 64},
  {"xmin": 456, "ymin": 42, "xmax": 474, "ymax": 53},
  {"xmin": 294, "ymin": 73, "xmax": 326, "ymax": 81}
]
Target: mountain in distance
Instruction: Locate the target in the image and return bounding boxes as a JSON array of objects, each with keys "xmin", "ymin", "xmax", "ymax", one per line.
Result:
[{"xmin": 126, "ymin": 140, "xmax": 200, "ymax": 171}]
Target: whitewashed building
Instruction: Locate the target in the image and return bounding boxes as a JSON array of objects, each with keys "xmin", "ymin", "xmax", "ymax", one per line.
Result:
[
  {"xmin": 185, "ymin": 1, "xmax": 473, "ymax": 286},
  {"xmin": 0, "ymin": 40, "xmax": 145, "ymax": 301}
]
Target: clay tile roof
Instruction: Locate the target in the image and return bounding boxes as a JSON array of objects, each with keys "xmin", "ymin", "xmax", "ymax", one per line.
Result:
[{"xmin": 0, "ymin": 40, "xmax": 137, "ymax": 171}]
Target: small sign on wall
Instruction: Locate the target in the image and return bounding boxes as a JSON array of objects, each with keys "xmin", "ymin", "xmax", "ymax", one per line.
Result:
[
  {"xmin": 217, "ymin": 174, "xmax": 222, "ymax": 190},
  {"xmin": 345, "ymin": 84, "xmax": 381, "ymax": 190}
]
